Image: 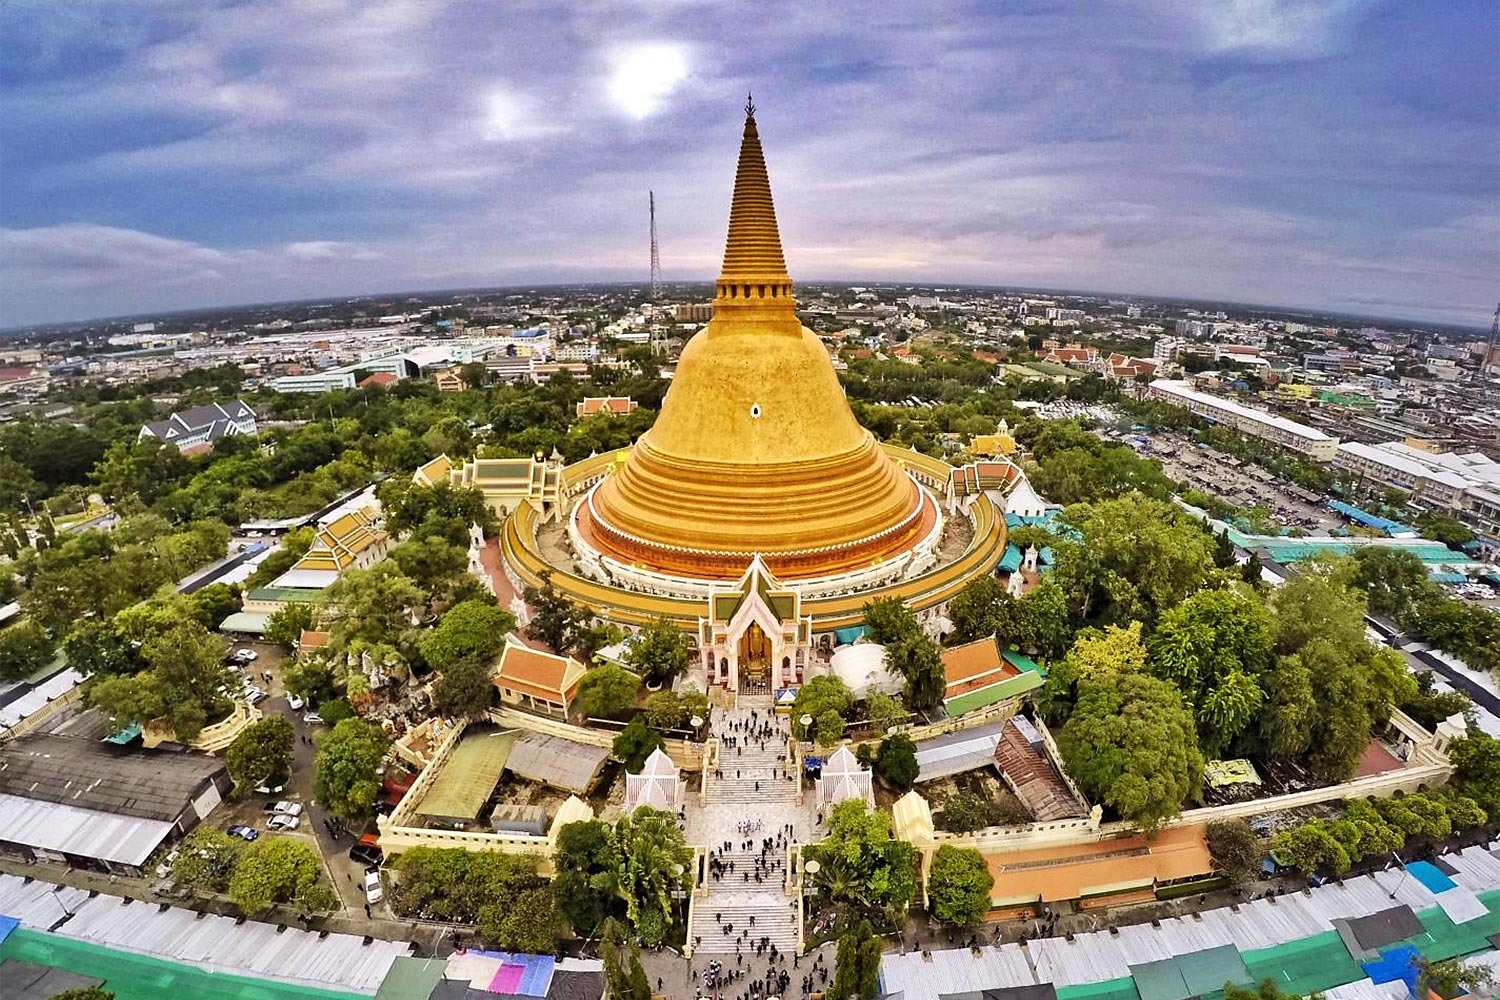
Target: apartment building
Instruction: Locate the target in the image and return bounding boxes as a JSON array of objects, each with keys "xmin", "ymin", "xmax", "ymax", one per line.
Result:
[{"xmin": 1148, "ymin": 379, "xmax": 1339, "ymax": 460}]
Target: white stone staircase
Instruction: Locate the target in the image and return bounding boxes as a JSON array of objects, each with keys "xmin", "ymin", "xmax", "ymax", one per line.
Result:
[{"xmin": 692, "ymin": 702, "xmax": 800, "ymax": 955}]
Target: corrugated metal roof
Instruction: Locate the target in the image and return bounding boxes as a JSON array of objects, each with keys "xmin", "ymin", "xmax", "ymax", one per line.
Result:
[
  {"xmin": 506, "ymin": 733, "xmax": 609, "ymax": 794},
  {"xmin": 0, "ymin": 793, "xmax": 173, "ymax": 866},
  {"xmin": 0, "ymin": 733, "xmax": 224, "ymax": 821},
  {"xmin": 0, "ymin": 873, "xmax": 403, "ymax": 995}
]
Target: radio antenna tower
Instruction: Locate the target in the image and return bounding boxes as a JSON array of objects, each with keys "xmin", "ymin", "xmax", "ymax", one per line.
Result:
[
  {"xmin": 1487, "ymin": 301, "xmax": 1500, "ymax": 375},
  {"xmin": 648, "ymin": 191, "xmax": 662, "ymax": 301}
]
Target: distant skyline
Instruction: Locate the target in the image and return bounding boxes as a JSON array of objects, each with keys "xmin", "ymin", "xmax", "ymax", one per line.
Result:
[{"xmin": 2, "ymin": 1, "xmax": 1497, "ymax": 329}]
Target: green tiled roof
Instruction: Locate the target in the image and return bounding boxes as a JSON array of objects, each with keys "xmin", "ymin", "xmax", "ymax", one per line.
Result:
[
  {"xmin": 942, "ymin": 670, "xmax": 1043, "ymax": 717},
  {"xmin": 1002, "ymin": 650, "xmax": 1045, "ymax": 674},
  {"xmin": 247, "ymin": 586, "xmax": 320, "ymax": 603}
]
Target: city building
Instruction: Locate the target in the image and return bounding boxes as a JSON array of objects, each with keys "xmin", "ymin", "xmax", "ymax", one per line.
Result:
[
  {"xmin": 0, "ymin": 732, "xmax": 230, "ymax": 874},
  {"xmin": 270, "ymin": 370, "xmax": 358, "ymax": 393},
  {"xmin": 452, "ymin": 453, "xmax": 565, "ymax": 521},
  {"xmin": 492, "ymin": 643, "xmax": 588, "ymax": 717},
  {"xmin": 1149, "ymin": 379, "xmax": 1339, "ymax": 460},
  {"xmin": 138, "ymin": 399, "xmax": 257, "ymax": 453},
  {"xmin": 1334, "ymin": 440, "xmax": 1500, "ymax": 534},
  {"xmin": 433, "ymin": 368, "xmax": 467, "ymax": 392},
  {"xmin": 576, "ymin": 396, "xmax": 638, "ymax": 418}
]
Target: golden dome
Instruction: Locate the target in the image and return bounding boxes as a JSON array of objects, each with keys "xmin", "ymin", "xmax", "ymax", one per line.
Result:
[{"xmin": 580, "ymin": 102, "xmax": 931, "ymax": 580}]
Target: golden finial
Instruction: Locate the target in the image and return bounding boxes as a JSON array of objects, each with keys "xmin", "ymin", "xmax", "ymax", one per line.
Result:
[{"xmin": 744, "ymin": 92, "xmax": 756, "ymax": 120}]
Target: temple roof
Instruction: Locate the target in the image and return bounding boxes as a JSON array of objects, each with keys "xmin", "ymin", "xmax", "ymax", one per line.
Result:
[
  {"xmin": 580, "ymin": 104, "xmax": 927, "ymax": 579},
  {"xmin": 718, "ymin": 98, "xmax": 789, "ymax": 287}
]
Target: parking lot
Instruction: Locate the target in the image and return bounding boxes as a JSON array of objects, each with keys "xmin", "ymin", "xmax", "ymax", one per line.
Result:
[
  {"xmin": 209, "ymin": 638, "xmax": 392, "ymax": 920},
  {"xmin": 1118, "ymin": 430, "xmax": 1336, "ymax": 532}
]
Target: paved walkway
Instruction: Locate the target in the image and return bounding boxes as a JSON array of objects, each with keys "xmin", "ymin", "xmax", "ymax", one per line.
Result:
[{"xmin": 687, "ymin": 698, "xmax": 817, "ymax": 960}]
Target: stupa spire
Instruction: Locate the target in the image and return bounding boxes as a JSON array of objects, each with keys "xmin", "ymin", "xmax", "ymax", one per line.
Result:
[{"xmin": 716, "ymin": 95, "xmax": 790, "ymax": 298}]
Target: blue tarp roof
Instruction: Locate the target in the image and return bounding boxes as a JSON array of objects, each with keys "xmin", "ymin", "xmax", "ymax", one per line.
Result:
[
  {"xmin": 1405, "ymin": 861, "xmax": 1458, "ymax": 894},
  {"xmin": 1327, "ymin": 500, "xmax": 1415, "ymax": 536},
  {"xmin": 1428, "ymin": 572, "xmax": 1468, "ymax": 584},
  {"xmin": 1360, "ymin": 944, "xmax": 1421, "ymax": 994},
  {"xmin": 999, "ymin": 544, "xmax": 1023, "ymax": 572},
  {"xmin": 0, "ymin": 914, "xmax": 18, "ymax": 944},
  {"xmin": 103, "ymin": 722, "xmax": 141, "ymax": 745},
  {"xmin": 834, "ymin": 625, "xmax": 868, "ymax": 645}
]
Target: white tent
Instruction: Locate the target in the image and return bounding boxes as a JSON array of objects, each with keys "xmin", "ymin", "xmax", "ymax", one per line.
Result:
[
  {"xmin": 829, "ymin": 644, "xmax": 903, "ymax": 699},
  {"xmin": 624, "ymin": 748, "xmax": 683, "ymax": 813},
  {"xmin": 815, "ymin": 745, "xmax": 874, "ymax": 808}
]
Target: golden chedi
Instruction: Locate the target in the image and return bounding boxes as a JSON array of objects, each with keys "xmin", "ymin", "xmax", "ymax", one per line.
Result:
[{"xmin": 579, "ymin": 100, "xmax": 934, "ymax": 580}]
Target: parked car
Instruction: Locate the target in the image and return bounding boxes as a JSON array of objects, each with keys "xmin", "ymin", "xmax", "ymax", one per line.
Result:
[
  {"xmin": 225, "ymin": 825, "xmax": 258, "ymax": 841},
  {"xmin": 363, "ymin": 869, "xmax": 383, "ymax": 904},
  {"xmin": 303, "ymin": 711, "xmax": 324, "ymax": 725},
  {"xmin": 267, "ymin": 814, "xmax": 300, "ymax": 831},
  {"xmin": 349, "ymin": 844, "xmax": 383, "ymax": 866},
  {"xmin": 263, "ymin": 800, "xmax": 303, "ymax": 816},
  {"xmin": 287, "ymin": 694, "xmax": 305, "ymax": 710},
  {"xmin": 233, "ymin": 649, "xmax": 259, "ymax": 662}
]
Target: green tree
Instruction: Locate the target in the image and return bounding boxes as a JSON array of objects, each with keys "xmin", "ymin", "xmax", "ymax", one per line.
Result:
[
  {"xmin": 478, "ymin": 886, "xmax": 559, "ymax": 953},
  {"xmin": 432, "ymin": 658, "xmax": 495, "ymax": 718},
  {"xmin": 167, "ymin": 827, "xmax": 243, "ymax": 894},
  {"xmin": 522, "ymin": 572, "xmax": 591, "ymax": 654},
  {"xmin": 224, "ymin": 716, "xmax": 295, "ymax": 791},
  {"xmin": 947, "ymin": 575, "xmax": 1007, "ymax": 644},
  {"xmin": 1049, "ymin": 495, "xmax": 1217, "ymax": 627},
  {"xmin": 1148, "ymin": 588, "xmax": 1272, "ymax": 754},
  {"xmin": 1205, "ymin": 819, "xmax": 1262, "ymax": 884},
  {"xmin": 388, "ymin": 534, "xmax": 469, "ymax": 603},
  {"xmin": 1413, "ymin": 511, "xmax": 1476, "ymax": 548},
  {"xmin": 575, "ymin": 663, "xmax": 639, "ymax": 720},
  {"xmin": 283, "ymin": 656, "xmax": 339, "ymax": 707},
  {"xmin": 1272, "ymin": 822, "xmax": 1351, "ymax": 876},
  {"xmin": 613, "ymin": 716, "xmax": 665, "ymax": 771},
  {"xmin": 1416, "ymin": 958, "xmax": 1495, "ymax": 1000},
  {"xmin": 864, "ymin": 691, "xmax": 907, "ymax": 734},
  {"xmin": 1450, "ymin": 733, "xmax": 1500, "ymax": 814},
  {"xmin": 863, "ymin": 596, "xmax": 920, "ymax": 645},
  {"xmin": 815, "ymin": 708, "xmax": 846, "ymax": 748},
  {"xmin": 874, "ymin": 734, "xmax": 919, "ymax": 791},
  {"xmin": 888, "ymin": 632, "xmax": 946, "ymax": 712},
  {"xmin": 1038, "ymin": 621, "xmax": 1148, "ymax": 725},
  {"xmin": 1058, "ymin": 672, "xmax": 1203, "ymax": 829},
  {"xmin": 608, "ymin": 806, "xmax": 693, "ymax": 945},
  {"xmin": 928, "ymin": 845, "xmax": 994, "ymax": 925},
  {"xmin": 46, "ymin": 988, "xmax": 115, "ymax": 1000},
  {"xmin": 420, "ymin": 599, "xmax": 516, "ymax": 671},
  {"xmin": 642, "ymin": 689, "xmax": 708, "ymax": 731},
  {"xmin": 264, "ymin": 603, "xmax": 316, "ymax": 649},
  {"xmin": 0, "ymin": 618, "xmax": 57, "ymax": 681},
  {"xmin": 792, "ymin": 675, "xmax": 854, "ymax": 739},
  {"xmin": 229, "ymin": 837, "xmax": 338, "ymax": 914},
  {"xmin": 313, "ymin": 718, "xmax": 389, "ymax": 822},
  {"xmin": 1349, "ymin": 547, "xmax": 1434, "ymax": 620},
  {"xmin": 552, "ymin": 820, "xmax": 614, "ymax": 936},
  {"xmin": 621, "ymin": 617, "xmax": 692, "ymax": 685},
  {"xmin": 803, "ymin": 800, "xmax": 919, "ymax": 929},
  {"xmin": 319, "ymin": 562, "xmax": 423, "ymax": 649},
  {"xmin": 189, "ymin": 583, "xmax": 239, "ymax": 629},
  {"xmin": 244, "ymin": 528, "xmax": 316, "ymax": 590},
  {"xmin": 1221, "ymin": 980, "xmax": 1306, "ymax": 1000}
]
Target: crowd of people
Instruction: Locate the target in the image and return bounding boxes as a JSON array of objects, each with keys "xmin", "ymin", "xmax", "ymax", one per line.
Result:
[
  {"xmin": 692, "ymin": 938, "xmax": 832, "ymax": 1000},
  {"xmin": 706, "ymin": 825, "xmax": 795, "ymax": 884}
]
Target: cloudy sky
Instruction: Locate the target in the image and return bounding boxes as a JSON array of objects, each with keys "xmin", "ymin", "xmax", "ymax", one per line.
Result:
[{"xmin": 1, "ymin": 0, "xmax": 1496, "ymax": 329}]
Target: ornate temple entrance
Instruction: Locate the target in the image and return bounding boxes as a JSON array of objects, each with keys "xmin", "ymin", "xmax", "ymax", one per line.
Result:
[{"xmin": 738, "ymin": 621, "xmax": 771, "ymax": 693}]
